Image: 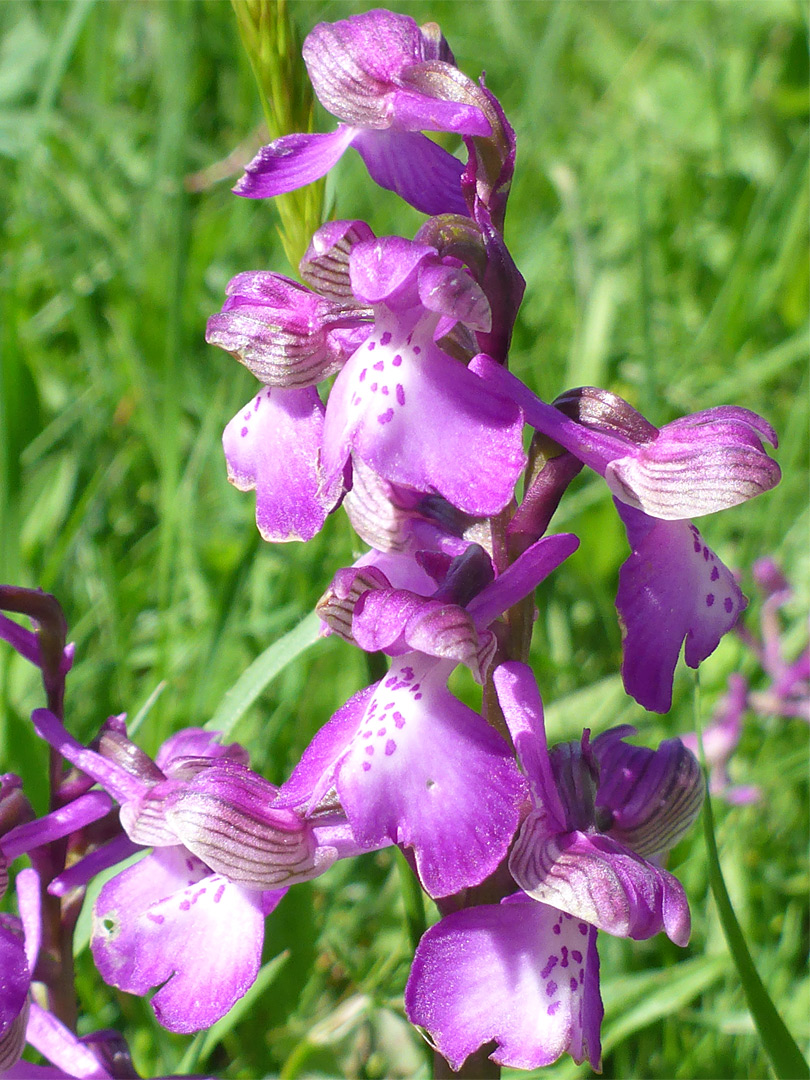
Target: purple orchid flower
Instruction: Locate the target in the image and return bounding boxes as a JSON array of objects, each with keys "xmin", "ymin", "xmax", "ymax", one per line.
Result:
[
  {"xmin": 26, "ymin": 714, "xmax": 363, "ymax": 1032},
  {"xmin": 320, "ymin": 235, "xmax": 526, "ymax": 516},
  {"xmin": 469, "ymin": 364, "xmax": 780, "ymax": 520},
  {"xmin": 0, "ymin": 868, "xmax": 131, "ymax": 1079},
  {"xmin": 497, "ymin": 663, "xmax": 703, "ymax": 941},
  {"xmin": 278, "ymin": 533, "xmax": 578, "ymax": 899},
  {"xmin": 744, "ymin": 558, "xmax": 810, "ymax": 722},
  {"xmin": 469, "ymin": 361, "xmax": 780, "ymax": 711},
  {"xmin": 208, "ymin": 223, "xmax": 375, "ymax": 542},
  {"xmin": 235, "ymin": 9, "xmax": 491, "ymax": 216},
  {"xmin": 406, "ymin": 662, "xmax": 703, "ymax": 1071},
  {"xmin": 406, "ymin": 893, "xmax": 602, "ymax": 1072}
]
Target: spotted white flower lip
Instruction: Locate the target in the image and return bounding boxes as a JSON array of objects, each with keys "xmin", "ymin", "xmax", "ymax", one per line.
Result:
[{"xmin": 320, "ymin": 235, "xmax": 526, "ymax": 517}]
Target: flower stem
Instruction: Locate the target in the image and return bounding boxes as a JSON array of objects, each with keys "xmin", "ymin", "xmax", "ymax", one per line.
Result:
[{"xmin": 695, "ymin": 678, "xmax": 809, "ymax": 1080}]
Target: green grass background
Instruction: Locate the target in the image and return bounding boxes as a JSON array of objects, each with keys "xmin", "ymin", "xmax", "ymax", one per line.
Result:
[{"xmin": 0, "ymin": 1, "xmax": 807, "ymax": 1077}]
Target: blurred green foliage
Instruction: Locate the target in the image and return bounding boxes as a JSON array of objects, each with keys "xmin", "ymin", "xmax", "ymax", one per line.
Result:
[{"xmin": 0, "ymin": 1, "xmax": 807, "ymax": 1077}]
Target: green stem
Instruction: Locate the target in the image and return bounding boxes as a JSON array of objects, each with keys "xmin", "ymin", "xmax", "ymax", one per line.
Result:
[{"xmin": 695, "ymin": 680, "xmax": 809, "ymax": 1080}]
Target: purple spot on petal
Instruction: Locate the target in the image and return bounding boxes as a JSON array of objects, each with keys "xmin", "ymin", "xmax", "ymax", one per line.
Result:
[
  {"xmin": 396, "ymin": 384, "xmax": 405, "ymax": 406},
  {"xmin": 381, "ymin": 385, "xmax": 389, "ymax": 395},
  {"xmin": 214, "ymin": 884, "xmax": 226, "ymax": 904},
  {"xmin": 414, "ymin": 692, "xmax": 422, "ymax": 700},
  {"xmin": 579, "ymin": 923, "xmax": 588, "ymax": 935},
  {"xmin": 362, "ymin": 729, "xmax": 373, "ymax": 739},
  {"xmin": 380, "ymin": 332, "xmax": 392, "ymax": 346},
  {"xmin": 385, "ymin": 739, "xmax": 396, "ymax": 756},
  {"xmin": 572, "ymin": 950, "xmax": 583, "ymax": 963},
  {"xmin": 359, "ymin": 368, "xmax": 367, "ymax": 382},
  {"xmin": 570, "ymin": 977, "xmax": 579, "ymax": 992},
  {"xmin": 703, "ymin": 547, "xmax": 710, "ymax": 561},
  {"xmin": 540, "ymin": 956, "xmax": 558, "ymax": 979},
  {"xmin": 393, "ymin": 712, "xmax": 405, "ymax": 729},
  {"xmin": 373, "ymin": 360, "xmax": 384, "ymax": 371},
  {"xmin": 579, "ymin": 968, "xmax": 585, "ymax": 984},
  {"xmin": 370, "ymin": 382, "xmax": 378, "ymax": 392},
  {"xmin": 180, "ymin": 900, "xmax": 191, "ymax": 911},
  {"xmin": 365, "ymin": 745, "xmax": 374, "ymax": 756},
  {"xmin": 378, "ymin": 409, "xmax": 394, "ymax": 424},
  {"xmin": 147, "ymin": 913, "xmax": 165, "ymax": 925},
  {"xmin": 186, "ymin": 858, "xmax": 195, "ymax": 872},
  {"xmin": 560, "ymin": 946, "xmax": 569, "ymax": 967},
  {"xmin": 546, "ymin": 981, "xmax": 558, "ymax": 998},
  {"xmin": 392, "ymin": 354, "xmax": 402, "ymax": 366},
  {"xmin": 385, "ymin": 676, "xmax": 398, "ymax": 687},
  {"xmin": 254, "ymin": 395, "xmax": 261, "ymax": 409},
  {"xmin": 706, "ymin": 593, "xmax": 715, "ymax": 607},
  {"xmin": 724, "ymin": 597, "xmax": 734, "ymax": 613},
  {"xmin": 694, "ymin": 539, "xmax": 702, "ymax": 553},
  {"xmin": 367, "ymin": 340, "xmax": 375, "ymax": 351},
  {"xmin": 377, "ymin": 728, "xmax": 386, "ymax": 736},
  {"xmin": 413, "ymin": 345, "xmax": 421, "ymax": 355},
  {"xmin": 243, "ymin": 411, "xmax": 251, "ymax": 421},
  {"xmin": 711, "ymin": 566, "xmax": 720, "ymax": 581},
  {"xmin": 552, "ymin": 923, "xmax": 561, "ymax": 935},
  {"xmin": 240, "ymin": 426, "xmax": 248, "ymax": 437},
  {"xmin": 547, "ymin": 1001, "xmax": 561, "ymax": 1016},
  {"xmin": 362, "ymin": 761, "xmax": 372, "ymax": 771}
]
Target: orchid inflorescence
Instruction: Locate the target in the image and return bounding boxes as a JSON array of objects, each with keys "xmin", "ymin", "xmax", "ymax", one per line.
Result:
[{"xmin": 0, "ymin": 9, "xmax": 783, "ymax": 1078}]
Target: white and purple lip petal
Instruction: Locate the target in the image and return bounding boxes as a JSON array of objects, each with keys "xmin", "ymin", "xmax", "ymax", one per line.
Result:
[
  {"xmin": 616, "ymin": 505, "xmax": 747, "ymax": 713},
  {"xmin": 321, "ymin": 309, "xmax": 525, "ymax": 517},
  {"xmin": 334, "ymin": 654, "xmax": 526, "ymax": 898},
  {"xmin": 405, "ymin": 894, "xmax": 602, "ymax": 1071},
  {"xmin": 91, "ymin": 846, "xmax": 285, "ymax": 1034},
  {"xmin": 223, "ymin": 386, "xmax": 331, "ymax": 543}
]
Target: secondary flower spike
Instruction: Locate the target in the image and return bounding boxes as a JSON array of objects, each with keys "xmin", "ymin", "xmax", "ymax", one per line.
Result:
[{"xmin": 235, "ymin": 9, "xmax": 491, "ymax": 216}]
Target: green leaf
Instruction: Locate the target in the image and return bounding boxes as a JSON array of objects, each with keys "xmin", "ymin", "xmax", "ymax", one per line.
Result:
[{"xmin": 205, "ymin": 611, "xmax": 322, "ymax": 738}]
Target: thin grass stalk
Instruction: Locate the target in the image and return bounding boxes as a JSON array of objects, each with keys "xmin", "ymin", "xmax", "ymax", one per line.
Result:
[{"xmin": 694, "ymin": 678, "xmax": 809, "ymax": 1080}]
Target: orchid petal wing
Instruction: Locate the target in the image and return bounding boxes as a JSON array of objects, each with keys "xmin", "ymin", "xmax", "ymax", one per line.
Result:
[
  {"xmin": 234, "ymin": 127, "xmax": 357, "ymax": 199},
  {"xmin": 353, "ymin": 129, "xmax": 469, "ymax": 216},
  {"xmin": 606, "ymin": 416, "xmax": 781, "ymax": 519},
  {"xmin": 595, "ymin": 736, "xmax": 705, "ymax": 860}
]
